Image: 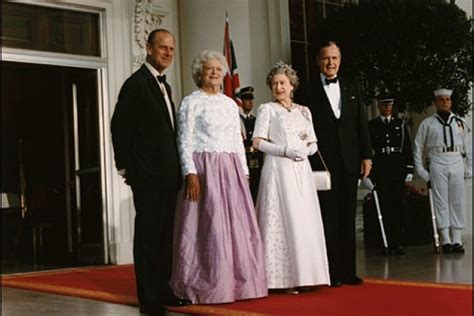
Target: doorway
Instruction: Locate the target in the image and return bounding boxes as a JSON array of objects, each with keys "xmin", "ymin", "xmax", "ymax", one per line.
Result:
[{"xmin": 1, "ymin": 61, "xmax": 106, "ymax": 272}]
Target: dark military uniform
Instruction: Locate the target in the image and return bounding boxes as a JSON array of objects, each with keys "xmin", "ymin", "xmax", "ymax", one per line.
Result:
[
  {"xmin": 240, "ymin": 112, "xmax": 263, "ymax": 202},
  {"xmin": 368, "ymin": 115, "xmax": 414, "ymax": 251}
]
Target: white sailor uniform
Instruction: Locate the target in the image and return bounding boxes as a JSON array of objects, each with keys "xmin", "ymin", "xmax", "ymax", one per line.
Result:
[{"xmin": 413, "ymin": 112, "xmax": 472, "ymax": 244}]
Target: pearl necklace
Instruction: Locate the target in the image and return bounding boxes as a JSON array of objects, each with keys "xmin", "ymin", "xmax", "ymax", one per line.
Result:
[{"xmin": 278, "ymin": 101, "xmax": 295, "ymax": 112}]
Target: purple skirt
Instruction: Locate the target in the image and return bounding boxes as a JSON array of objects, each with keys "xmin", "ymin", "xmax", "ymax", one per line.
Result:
[{"xmin": 169, "ymin": 152, "xmax": 268, "ymax": 304}]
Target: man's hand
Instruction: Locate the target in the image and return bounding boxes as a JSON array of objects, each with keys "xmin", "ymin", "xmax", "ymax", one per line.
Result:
[
  {"xmin": 465, "ymin": 169, "xmax": 472, "ymax": 179},
  {"xmin": 186, "ymin": 174, "xmax": 201, "ymax": 202},
  {"xmin": 419, "ymin": 170, "xmax": 430, "ymax": 182},
  {"xmin": 361, "ymin": 177, "xmax": 375, "ymax": 191},
  {"xmin": 118, "ymin": 169, "xmax": 127, "ymax": 178},
  {"xmin": 360, "ymin": 159, "xmax": 372, "ymax": 178},
  {"xmin": 405, "ymin": 173, "xmax": 414, "ymax": 182}
]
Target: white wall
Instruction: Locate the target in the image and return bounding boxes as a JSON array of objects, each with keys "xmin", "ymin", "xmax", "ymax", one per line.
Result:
[
  {"xmin": 178, "ymin": 0, "xmax": 290, "ymax": 109},
  {"xmin": 455, "ymin": 0, "xmax": 472, "ymax": 16},
  {"xmin": 179, "ymin": 0, "xmax": 251, "ymax": 97}
]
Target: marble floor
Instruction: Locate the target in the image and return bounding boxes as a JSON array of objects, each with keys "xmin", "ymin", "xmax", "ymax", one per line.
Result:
[
  {"xmin": 358, "ymin": 240, "xmax": 472, "ymax": 285},
  {"xmin": 2, "ymin": 236, "xmax": 472, "ymax": 315}
]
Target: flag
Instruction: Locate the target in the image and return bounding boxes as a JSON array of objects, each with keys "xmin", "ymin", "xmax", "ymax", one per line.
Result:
[{"xmin": 223, "ymin": 12, "xmax": 241, "ymax": 106}]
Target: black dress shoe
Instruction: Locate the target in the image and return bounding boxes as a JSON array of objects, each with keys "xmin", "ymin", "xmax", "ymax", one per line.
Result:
[
  {"xmin": 159, "ymin": 296, "xmax": 192, "ymax": 306},
  {"xmin": 296, "ymin": 286, "xmax": 317, "ymax": 292},
  {"xmin": 442, "ymin": 243, "xmax": 453, "ymax": 254},
  {"xmin": 342, "ymin": 276, "xmax": 364, "ymax": 285},
  {"xmin": 330, "ymin": 279, "xmax": 342, "ymax": 287},
  {"xmin": 452, "ymin": 243, "xmax": 465, "ymax": 254},
  {"xmin": 391, "ymin": 247, "xmax": 405, "ymax": 256},
  {"xmin": 140, "ymin": 310, "xmax": 167, "ymax": 316},
  {"xmin": 139, "ymin": 305, "xmax": 168, "ymax": 316}
]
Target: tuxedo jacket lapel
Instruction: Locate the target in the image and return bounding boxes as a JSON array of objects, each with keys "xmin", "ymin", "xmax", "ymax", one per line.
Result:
[
  {"xmin": 141, "ymin": 65, "xmax": 175, "ymax": 133},
  {"xmin": 163, "ymin": 81, "xmax": 177, "ymax": 134},
  {"xmin": 339, "ymin": 78, "xmax": 349, "ymax": 121},
  {"xmin": 315, "ymin": 77, "xmax": 338, "ymax": 121}
]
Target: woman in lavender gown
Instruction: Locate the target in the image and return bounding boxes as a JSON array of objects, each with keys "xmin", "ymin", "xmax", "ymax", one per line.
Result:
[{"xmin": 169, "ymin": 50, "xmax": 267, "ymax": 304}]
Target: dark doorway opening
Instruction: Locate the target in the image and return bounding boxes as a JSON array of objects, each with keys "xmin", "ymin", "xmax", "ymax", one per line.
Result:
[{"xmin": 1, "ymin": 61, "xmax": 106, "ymax": 273}]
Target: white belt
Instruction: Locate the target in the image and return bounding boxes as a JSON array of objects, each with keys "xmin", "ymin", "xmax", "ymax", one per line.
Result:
[
  {"xmin": 374, "ymin": 146, "xmax": 402, "ymax": 155},
  {"xmin": 429, "ymin": 145, "xmax": 463, "ymax": 154}
]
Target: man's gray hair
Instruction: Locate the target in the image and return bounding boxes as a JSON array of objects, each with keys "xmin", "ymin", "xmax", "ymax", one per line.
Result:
[{"xmin": 191, "ymin": 50, "xmax": 228, "ymax": 87}]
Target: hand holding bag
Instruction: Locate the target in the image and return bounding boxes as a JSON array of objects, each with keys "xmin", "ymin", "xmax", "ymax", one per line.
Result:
[{"xmin": 313, "ymin": 151, "xmax": 331, "ymax": 191}]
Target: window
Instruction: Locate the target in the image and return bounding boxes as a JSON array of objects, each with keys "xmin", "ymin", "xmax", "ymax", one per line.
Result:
[
  {"xmin": 2, "ymin": 2, "xmax": 101, "ymax": 57},
  {"xmin": 289, "ymin": 0, "xmax": 353, "ymax": 81}
]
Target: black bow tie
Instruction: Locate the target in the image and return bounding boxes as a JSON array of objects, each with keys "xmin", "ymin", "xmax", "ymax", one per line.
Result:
[
  {"xmin": 325, "ymin": 77, "xmax": 338, "ymax": 85},
  {"xmin": 157, "ymin": 75, "xmax": 166, "ymax": 83}
]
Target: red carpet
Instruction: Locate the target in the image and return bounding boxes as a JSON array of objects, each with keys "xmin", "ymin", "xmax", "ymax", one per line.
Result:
[{"xmin": 2, "ymin": 264, "xmax": 472, "ymax": 316}]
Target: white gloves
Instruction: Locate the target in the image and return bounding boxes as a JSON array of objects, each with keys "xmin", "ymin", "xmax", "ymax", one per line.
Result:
[
  {"xmin": 303, "ymin": 143, "xmax": 318, "ymax": 156},
  {"xmin": 405, "ymin": 173, "xmax": 414, "ymax": 182},
  {"xmin": 256, "ymin": 139, "xmax": 319, "ymax": 161},
  {"xmin": 256, "ymin": 139, "xmax": 284, "ymax": 156},
  {"xmin": 418, "ymin": 169, "xmax": 430, "ymax": 182},
  {"xmin": 257, "ymin": 140, "xmax": 305, "ymax": 160},
  {"xmin": 285, "ymin": 147, "xmax": 306, "ymax": 160},
  {"xmin": 361, "ymin": 177, "xmax": 375, "ymax": 191}
]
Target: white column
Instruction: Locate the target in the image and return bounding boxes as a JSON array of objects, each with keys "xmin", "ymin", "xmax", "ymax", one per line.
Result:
[{"xmin": 103, "ymin": 0, "xmax": 135, "ymax": 265}]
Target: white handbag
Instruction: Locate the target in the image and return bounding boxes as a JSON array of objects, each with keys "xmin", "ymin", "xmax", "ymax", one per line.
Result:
[{"xmin": 313, "ymin": 151, "xmax": 331, "ymax": 191}]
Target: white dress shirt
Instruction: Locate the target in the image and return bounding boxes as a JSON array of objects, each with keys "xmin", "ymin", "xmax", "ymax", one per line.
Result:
[
  {"xmin": 144, "ymin": 62, "xmax": 175, "ymax": 129},
  {"xmin": 320, "ymin": 73, "xmax": 341, "ymax": 119},
  {"xmin": 380, "ymin": 115, "xmax": 392, "ymax": 123}
]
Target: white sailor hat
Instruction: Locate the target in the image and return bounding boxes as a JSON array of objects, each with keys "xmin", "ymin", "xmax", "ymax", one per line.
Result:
[{"xmin": 433, "ymin": 88, "xmax": 453, "ymax": 97}]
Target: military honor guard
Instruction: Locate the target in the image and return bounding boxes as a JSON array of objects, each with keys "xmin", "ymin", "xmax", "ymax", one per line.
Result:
[
  {"xmin": 239, "ymin": 86, "xmax": 263, "ymax": 201},
  {"xmin": 367, "ymin": 95, "xmax": 414, "ymax": 255},
  {"xmin": 414, "ymin": 88, "xmax": 472, "ymax": 254}
]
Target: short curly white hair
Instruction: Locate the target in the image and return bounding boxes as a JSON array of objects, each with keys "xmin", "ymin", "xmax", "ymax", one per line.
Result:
[{"xmin": 191, "ymin": 50, "xmax": 228, "ymax": 87}]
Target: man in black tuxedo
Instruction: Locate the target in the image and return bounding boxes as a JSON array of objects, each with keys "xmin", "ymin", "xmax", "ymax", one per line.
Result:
[
  {"xmin": 111, "ymin": 29, "xmax": 190, "ymax": 315},
  {"xmin": 295, "ymin": 40, "xmax": 372, "ymax": 287}
]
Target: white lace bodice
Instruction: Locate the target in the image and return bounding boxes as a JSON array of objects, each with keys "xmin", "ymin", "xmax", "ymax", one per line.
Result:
[{"xmin": 177, "ymin": 90, "xmax": 248, "ymax": 176}]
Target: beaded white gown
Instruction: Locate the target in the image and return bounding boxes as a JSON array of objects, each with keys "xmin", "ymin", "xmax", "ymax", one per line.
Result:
[{"xmin": 253, "ymin": 102, "xmax": 330, "ymax": 289}]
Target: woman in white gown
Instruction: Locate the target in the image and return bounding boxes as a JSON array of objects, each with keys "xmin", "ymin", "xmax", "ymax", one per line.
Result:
[{"xmin": 253, "ymin": 61, "xmax": 330, "ymax": 293}]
